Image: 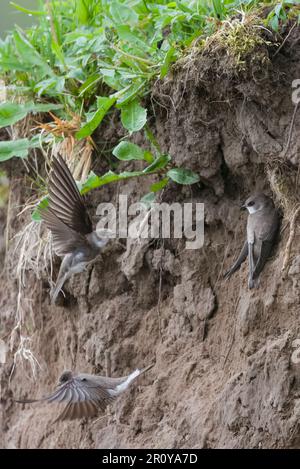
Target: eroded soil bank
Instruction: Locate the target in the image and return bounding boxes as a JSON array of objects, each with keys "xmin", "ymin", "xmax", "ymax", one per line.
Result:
[{"xmin": 1, "ymin": 22, "xmax": 300, "ymax": 449}]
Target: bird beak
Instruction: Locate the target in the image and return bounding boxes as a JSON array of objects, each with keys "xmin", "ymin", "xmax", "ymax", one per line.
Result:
[{"xmin": 240, "ymin": 204, "xmax": 246, "ymax": 210}]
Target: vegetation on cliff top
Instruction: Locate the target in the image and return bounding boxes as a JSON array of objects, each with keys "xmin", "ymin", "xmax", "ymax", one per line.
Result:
[{"xmin": 0, "ymin": 0, "xmax": 299, "ymax": 214}]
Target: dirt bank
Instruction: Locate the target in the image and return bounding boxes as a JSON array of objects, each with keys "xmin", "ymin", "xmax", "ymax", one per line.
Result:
[{"xmin": 0, "ymin": 22, "xmax": 300, "ymax": 449}]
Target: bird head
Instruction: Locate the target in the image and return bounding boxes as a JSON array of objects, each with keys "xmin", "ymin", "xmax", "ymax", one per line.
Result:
[
  {"xmin": 241, "ymin": 193, "xmax": 273, "ymax": 214},
  {"xmin": 58, "ymin": 370, "xmax": 73, "ymax": 384}
]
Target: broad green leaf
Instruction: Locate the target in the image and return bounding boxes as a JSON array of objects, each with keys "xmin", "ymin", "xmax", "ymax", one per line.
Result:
[
  {"xmin": 0, "ymin": 59, "xmax": 32, "ymax": 72},
  {"xmin": 99, "ymin": 68, "xmax": 115, "ymax": 78},
  {"xmin": 0, "ymin": 102, "xmax": 63, "ymax": 128},
  {"xmin": 116, "ymin": 80, "xmax": 146, "ymax": 106},
  {"xmin": 80, "ymin": 171, "xmax": 101, "ymax": 193},
  {"xmin": 143, "ymin": 151, "xmax": 154, "ymax": 163},
  {"xmin": 143, "ymin": 154, "xmax": 171, "ymax": 173},
  {"xmin": 115, "ymin": 170, "xmax": 145, "ymax": 178},
  {"xmin": 34, "ymin": 77, "xmax": 65, "ymax": 97},
  {"xmin": 13, "ymin": 29, "xmax": 54, "ymax": 77},
  {"xmin": 0, "ymin": 103, "xmax": 34, "ymax": 128},
  {"xmin": 78, "ymin": 74, "xmax": 101, "ymax": 97},
  {"xmin": 112, "ymin": 141, "xmax": 146, "ymax": 161},
  {"xmin": 110, "ymin": 2, "xmax": 139, "ymax": 25},
  {"xmin": 160, "ymin": 47, "xmax": 177, "ymax": 78},
  {"xmin": 121, "ymin": 100, "xmax": 147, "ymax": 133},
  {"xmin": 76, "ymin": 96, "xmax": 116, "ymax": 139},
  {"xmin": 0, "ymin": 138, "xmax": 39, "ymax": 162},
  {"xmin": 25, "ymin": 103, "xmax": 63, "ymax": 113},
  {"xmin": 167, "ymin": 168, "xmax": 200, "ymax": 185},
  {"xmin": 101, "ymin": 73, "xmax": 122, "ymax": 91},
  {"xmin": 175, "ymin": 1, "xmax": 194, "ymax": 14},
  {"xmin": 116, "ymin": 25, "xmax": 153, "ymax": 52},
  {"xmin": 81, "ymin": 169, "xmax": 144, "ymax": 194},
  {"xmin": 268, "ymin": 14, "xmax": 279, "ymax": 31},
  {"xmin": 150, "ymin": 177, "xmax": 169, "ymax": 192},
  {"xmin": 274, "ymin": 4, "xmax": 285, "ymax": 19},
  {"xmin": 140, "ymin": 192, "xmax": 155, "ymax": 209}
]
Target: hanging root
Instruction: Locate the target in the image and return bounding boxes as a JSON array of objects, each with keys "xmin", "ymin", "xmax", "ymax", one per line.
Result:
[
  {"xmin": 267, "ymin": 161, "xmax": 300, "ymax": 277},
  {"xmin": 281, "ymin": 204, "xmax": 300, "ymax": 276},
  {"xmin": 6, "ymin": 217, "xmax": 54, "ymax": 379},
  {"xmin": 267, "ymin": 163, "xmax": 299, "ymax": 213},
  {"xmin": 9, "ymin": 334, "xmax": 42, "ymax": 384},
  {"xmin": 10, "ymin": 219, "xmax": 54, "ymax": 288}
]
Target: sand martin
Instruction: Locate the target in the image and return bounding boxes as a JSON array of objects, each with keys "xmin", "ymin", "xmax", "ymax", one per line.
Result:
[
  {"xmin": 224, "ymin": 193, "xmax": 279, "ymax": 288},
  {"xmin": 39, "ymin": 155, "xmax": 109, "ymax": 304},
  {"xmin": 15, "ymin": 365, "xmax": 153, "ymax": 421}
]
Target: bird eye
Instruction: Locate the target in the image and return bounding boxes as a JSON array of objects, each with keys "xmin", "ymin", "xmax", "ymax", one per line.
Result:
[
  {"xmin": 247, "ymin": 201, "xmax": 255, "ymax": 207},
  {"xmin": 81, "ymin": 378, "xmax": 87, "ymax": 382}
]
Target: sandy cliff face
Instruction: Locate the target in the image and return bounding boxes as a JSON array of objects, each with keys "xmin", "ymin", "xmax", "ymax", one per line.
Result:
[{"xmin": 0, "ymin": 25, "xmax": 300, "ymax": 449}]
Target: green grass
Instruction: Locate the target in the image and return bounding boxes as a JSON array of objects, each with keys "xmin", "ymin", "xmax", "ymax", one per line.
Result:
[{"xmin": 0, "ymin": 0, "xmax": 299, "ymax": 216}]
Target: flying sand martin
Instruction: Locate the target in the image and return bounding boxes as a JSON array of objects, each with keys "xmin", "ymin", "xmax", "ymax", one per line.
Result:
[
  {"xmin": 224, "ymin": 193, "xmax": 280, "ymax": 289},
  {"xmin": 15, "ymin": 365, "xmax": 154, "ymax": 421},
  {"xmin": 39, "ymin": 155, "xmax": 109, "ymax": 304}
]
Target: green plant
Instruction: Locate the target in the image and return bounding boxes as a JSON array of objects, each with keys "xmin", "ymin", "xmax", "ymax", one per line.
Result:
[
  {"xmin": 0, "ymin": 0, "xmax": 298, "ymax": 218},
  {"xmin": 266, "ymin": 1, "xmax": 300, "ymax": 31}
]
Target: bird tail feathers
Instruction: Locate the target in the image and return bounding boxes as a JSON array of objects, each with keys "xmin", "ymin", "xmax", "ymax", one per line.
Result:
[
  {"xmin": 114, "ymin": 363, "xmax": 154, "ymax": 395},
  {"xmin": 50, "ymin": 272, "xmax": 70, "ymax": 304}
]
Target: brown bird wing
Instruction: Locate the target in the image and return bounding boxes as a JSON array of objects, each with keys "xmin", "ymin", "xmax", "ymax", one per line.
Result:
[
  {"xmin": 46, "ymin": 375, "xmax": 116, "ymax": 421},
  {"xmin": 15, "ymin": 365, "xmax": 154, "ymax": 421},
  {"xmin": 253, "ymin": 210, "xmax": 280, "ymax": 279},
  {"xmin": 46, "ymin": 155, "xmax": 92, "ymax": 235},
  {"xmin": 40, "ymin": 207, "xmax": 89, "ymax": 256},
  {"xmin": 255, "ymin": 210, "xmax": 279, "ymax": 243},
  {"xmin": 252, "ymin": 240, "xmax": 274, "ymax": 279}
]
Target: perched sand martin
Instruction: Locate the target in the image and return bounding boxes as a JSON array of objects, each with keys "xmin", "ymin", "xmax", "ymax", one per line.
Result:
[{"xmin": 224, "ymin": 193, "xmax": 280, "ymax": 289}]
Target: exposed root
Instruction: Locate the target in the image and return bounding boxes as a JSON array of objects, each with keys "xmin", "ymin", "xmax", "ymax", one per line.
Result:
[
  {"xmin": 281, "ymin": 204, "xmax": 300, "ymax": 276},
  {"xmin": 0, "ymin": 338, "xmax": 7, "ymax": 364},
  {"xmin": 136, "ymin": 206, "xmax": 153, "ymax": 240},
  {"xmin": 9, "ymin": 334, "xmax": 41, "ymax": 384},
  {"xmin": 11, "ymin": 220, "xmax": 53, "ymax": 286},
  {"xmin": 267, "ymin": 164, "xmax": 299, "ymax": 214},
  {"xmin": 5, "ymin": 217, "xmax": 54, "ymax": 379},
  {"xmin": 223, "ymin": 295, "xmax": 240, "ymax": 366},
  {"xmin": 273, "ymin": 22, "xmax": 297, "ymax": 58},
  {"xmin": 0, "ymin": 79, "xmax": 6, "ymax": 102},
  {"xmin": 282, "ymin": 102, "xmax": 299, "ymax": 161},
  {"xmin": 157, "ymin": 241, "xmax": 164, "ymax": 341},
  {"xmin": 267, "ymin": 161, "xmax": 300, "ymax": 278}
]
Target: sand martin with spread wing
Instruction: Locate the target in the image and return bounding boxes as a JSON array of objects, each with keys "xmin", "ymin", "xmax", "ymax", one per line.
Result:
[
  {"xmin": 224, "ymin": 193, "xmax": 279, "ymax": 289},
  {"xmin": 39, "ymin": 155, "xmax": 109, "ymax": 304},
  {"xmin": 15, "ymin": 365, "xmax": 154, "ymax": 421}
]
